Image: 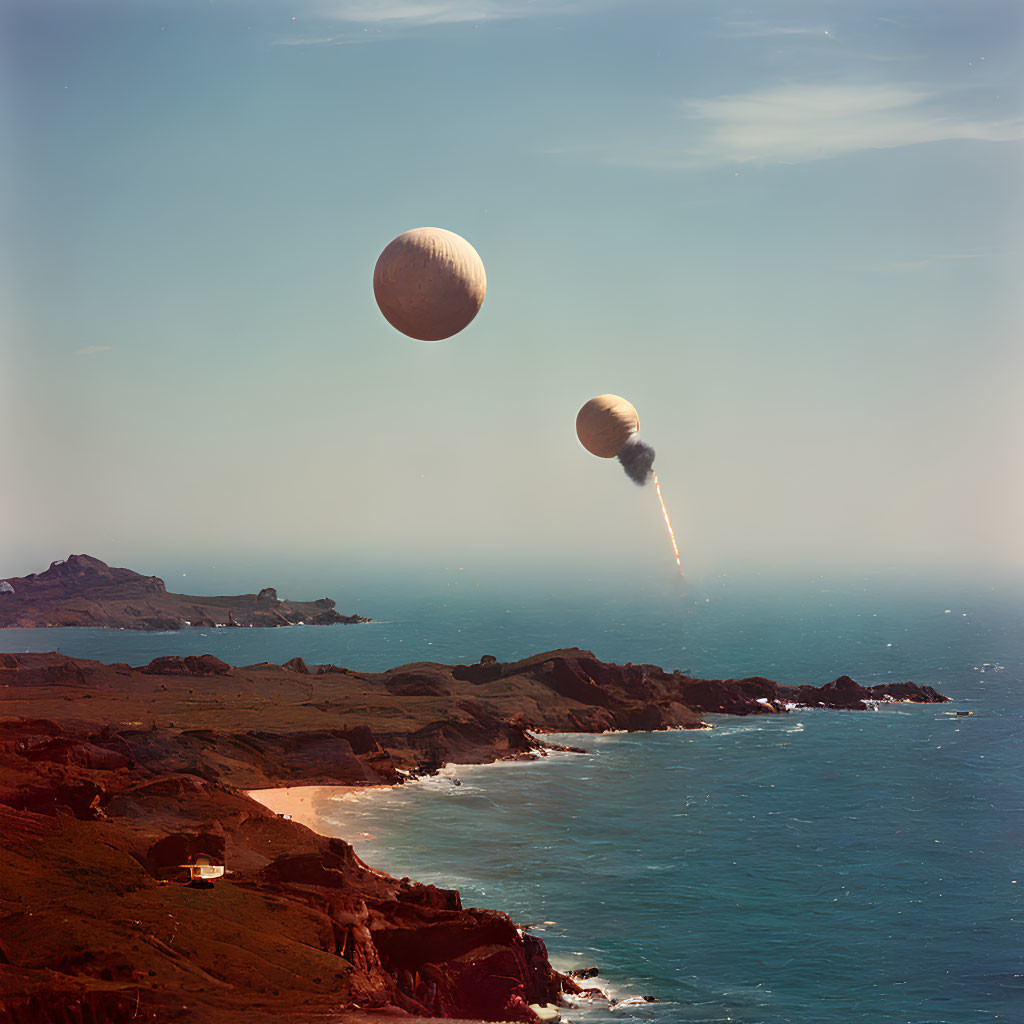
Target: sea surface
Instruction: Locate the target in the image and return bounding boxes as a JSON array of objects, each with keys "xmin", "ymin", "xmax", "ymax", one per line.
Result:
[{"xmin": 4, "ymin": 568, "xmax": 1022, "ymax": 1024}]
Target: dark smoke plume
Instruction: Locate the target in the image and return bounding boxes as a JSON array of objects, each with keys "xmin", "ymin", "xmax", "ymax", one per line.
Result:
[{"xmin": 617, "ymin": 436, "xmax": 655, "ymax": 486}]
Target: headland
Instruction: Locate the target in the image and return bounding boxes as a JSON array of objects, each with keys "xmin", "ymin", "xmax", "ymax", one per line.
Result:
[
  {"xmin": 0, "ymin": 647, "xmax": 948, "ymax": 1023},
  {"xmin": 0, "ymin": 555, "xmax": 369, "ymax": 630}
]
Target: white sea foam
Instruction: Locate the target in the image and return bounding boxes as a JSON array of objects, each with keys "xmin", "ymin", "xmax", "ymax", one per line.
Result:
[{"xmin": 556, "ymin": 969, "xmax": 620, "ymax": 1007}]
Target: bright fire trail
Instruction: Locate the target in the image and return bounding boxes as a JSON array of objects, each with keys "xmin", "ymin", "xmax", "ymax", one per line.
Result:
[{"xmin": 652, "ymin": 472, "xmax": 684, "ymax": 577}]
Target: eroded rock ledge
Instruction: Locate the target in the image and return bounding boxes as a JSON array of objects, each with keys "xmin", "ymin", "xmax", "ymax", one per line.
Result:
[{"xmin": 0, "ymin": 649, "xmax": 947, "ymax": 1023}]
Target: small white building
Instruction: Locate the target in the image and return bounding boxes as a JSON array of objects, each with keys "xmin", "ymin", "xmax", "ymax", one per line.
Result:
[{"xmin": 184, "ymin": 854, "xmax": 225, "ymax": 881}]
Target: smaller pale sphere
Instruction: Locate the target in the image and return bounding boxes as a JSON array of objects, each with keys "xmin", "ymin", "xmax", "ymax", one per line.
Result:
[
  {"xmin": 373, "ymin": 227, "xmax": 486, "ymax": 342},
  {"xmin": 576, "ymin": 394, "xmax": 639, "ymax": 458}
]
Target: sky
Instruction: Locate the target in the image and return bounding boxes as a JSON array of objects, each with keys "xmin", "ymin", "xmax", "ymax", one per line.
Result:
[{"xmin": 3, "ymin": 0, "xmax": 1022, "ymax": 584}]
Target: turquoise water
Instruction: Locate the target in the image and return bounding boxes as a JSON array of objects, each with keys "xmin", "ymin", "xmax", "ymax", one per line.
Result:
[
  {"xmin": 314, "ymin": 706, "xmax": 1021, "ymax": 1024},
  {"xmin": 5, "ymin": 570, "xmax": 1022, "ymax": 1023}
]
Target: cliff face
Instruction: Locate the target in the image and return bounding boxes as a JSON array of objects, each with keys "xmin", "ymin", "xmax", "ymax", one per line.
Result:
[
  {"xmin": 0, "ymin": 555, "xmax": 369, "ymax": 630},
  {"xmin": 0, "ymin": 648, "xmax": 948, "ymax": 1023}
]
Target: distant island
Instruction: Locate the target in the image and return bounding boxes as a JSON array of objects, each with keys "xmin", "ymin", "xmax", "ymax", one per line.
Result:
[{"xmin": 0, "ymin": 554, "xmax": 370, "ymax": 630}]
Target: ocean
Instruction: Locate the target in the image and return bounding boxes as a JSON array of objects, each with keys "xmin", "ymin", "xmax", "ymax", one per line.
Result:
[{"xmin": 5, "ymin": 568, "xmax": 1022, "ymax": 1024}]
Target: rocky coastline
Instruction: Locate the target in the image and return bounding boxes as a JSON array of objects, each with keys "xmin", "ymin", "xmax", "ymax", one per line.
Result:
[
  {"xmin": 0, "ymin": 555, "xmax": 369, "ymax": 630},
  {"xmin": 0, "ymin": 647, "xmax": 948, "ymax": 1023}
]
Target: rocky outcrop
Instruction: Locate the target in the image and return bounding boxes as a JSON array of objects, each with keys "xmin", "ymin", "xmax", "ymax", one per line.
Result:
[
  {"xmin": 867, "ymin": 680, "xmax": 948, "ymax": 703},
  {"xmin": 775, "ymin": 675, "xmax": 950, "ymax": 710},
  {"xmin": 141, "ymin": 655, "xmax": 232, "ymax": 677},
  {"xmin": 0, "ymin": 555, "xmax": 370, "ymax": 630}
]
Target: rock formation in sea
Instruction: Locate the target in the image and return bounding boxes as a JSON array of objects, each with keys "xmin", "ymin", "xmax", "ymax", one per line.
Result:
[
  {"xmin": 0, "ymin": 648, "xmax": 948, "ymax": 1022},
  {"xmin": 0, "ymin": 555, "xmax": 370, "ymax": 630}
]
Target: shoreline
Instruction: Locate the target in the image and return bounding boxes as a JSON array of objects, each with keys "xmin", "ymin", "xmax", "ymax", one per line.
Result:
[
  {"xmin": 248, "ymin": 748, "xmax": 629, "ymax": 1020},
  {"xmin": 255, "ymin": 706, "xmax": 951, "ymax": 1018},
  {"xmin": 248, "ymin": 740, "xmax": 590, "ymax": 836}
]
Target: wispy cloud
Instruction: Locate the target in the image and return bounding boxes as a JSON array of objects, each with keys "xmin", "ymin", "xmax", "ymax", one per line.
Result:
[
  {"xmin": 310, "ymin": 0, "xmax": 591, "ymax": 26},
  {"xmin": 654, "ymin": 83, "xmax": 1023, "ymax": 168},
  {"xmin": 276, "ymin": 0, "xmax": 597, "ymax": 42},
  {"xmin": 76, "ymin": 345, "xmax": 112, "ymax": 356}
]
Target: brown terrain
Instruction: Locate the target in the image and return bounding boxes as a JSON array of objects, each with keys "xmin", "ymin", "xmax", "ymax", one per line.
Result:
[
  {"xmin": 0, "ymin": 646, "xmax": 948, "ymax": 1024},
  {"xmin": 0, "ymin": 555, "xmax": 369, "ymax": 630}
]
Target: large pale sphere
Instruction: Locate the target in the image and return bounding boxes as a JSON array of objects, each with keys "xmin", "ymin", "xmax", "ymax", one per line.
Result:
[
  {"xmin": 373, "ymin": 227, "xmax": 486, "ymax": 341},
  {"xmin": 576, "ymin": 394, "xmax": 639, "ymax": 458}
]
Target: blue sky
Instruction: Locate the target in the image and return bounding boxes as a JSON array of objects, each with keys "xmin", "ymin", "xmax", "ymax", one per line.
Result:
[{"xmin": 3, "ymin": 0, "xmax": 1021, "ymax": 581}]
